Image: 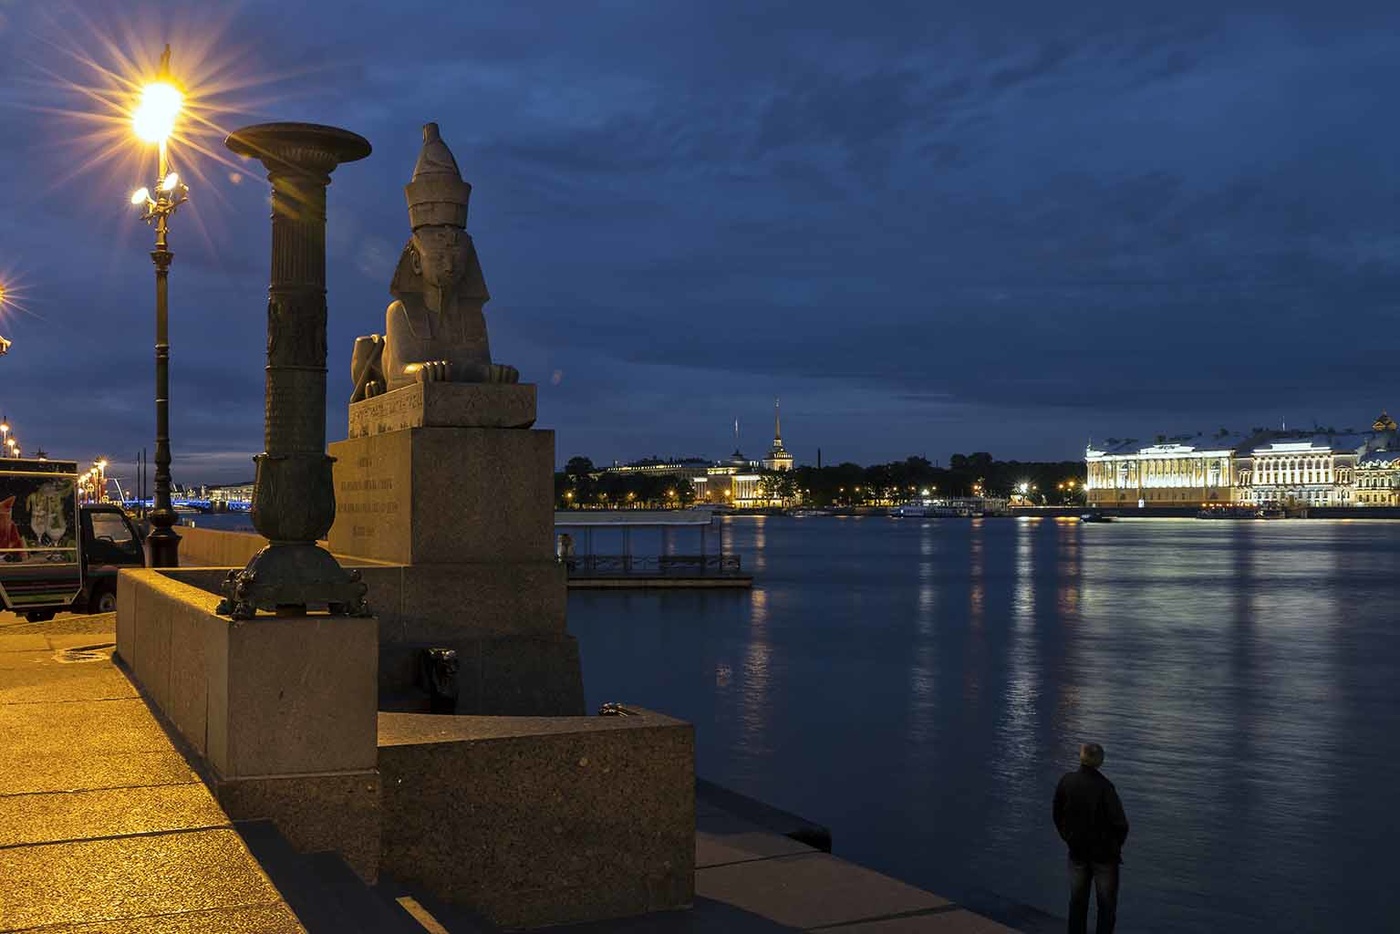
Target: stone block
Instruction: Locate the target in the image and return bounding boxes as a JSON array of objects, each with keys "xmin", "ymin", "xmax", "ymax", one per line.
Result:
[
  {"xmin": 115, "ymin": 570, "xmax": 379, "ymax": 778},
  {"xmin": 348, "ymin": 381, "xmax": 537, "ymax": 437},
  {"xmin": 347, "ymin": 562, "xmax": 567, "ymax": 642},
  {"xmin": 175, "ymin": 526, "xmax": 269, "ymax": 569},
  {"xmin": 163, "ymin": 566, "xmax": 235, "ymax": 595},
  {"xmin": 115, "ymin": 568, "xmax": 140, "ymax": 668},
  {"xmin": 389, "ymin": 561, "xmax": 566, "ymax": 639},
  {"xmin": 215, "ymin": 770, "xmax": 382, "ymax": 884},
  {"xmin": 216, "ymin": 614, "xmax": 378, "ymax": 778},
  {"xmin": 377, "ymin": 633, "xmax": 583, "ymax": 716},
  {"xmin": 166, "ymin": 602, "xmax": 222, "ymax": 756},
  {"xmin": 128, "ymin": 576, "xmax": 174, "ymax": 712},
  {"xmin": 378, "ymin": 707, "xmax": 694, "ymax": 929},
  {"xmin": 327, "ymin": 427, "xmax": 556, "ymax": 565},
  {"xmin": 475, "ymin": 633, "xmax": 585, "ymax": 715}
]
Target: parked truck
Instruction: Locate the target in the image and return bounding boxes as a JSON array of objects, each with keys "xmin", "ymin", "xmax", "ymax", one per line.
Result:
[{"xmin": 0, "ymin": 458, "xmax": 146, "ymax": 622}]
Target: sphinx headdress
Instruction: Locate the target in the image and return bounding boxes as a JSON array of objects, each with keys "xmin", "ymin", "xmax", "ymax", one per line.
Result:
[{"xmin": 390, "ymin": 123, "xmax": 488, "ymax": 302}]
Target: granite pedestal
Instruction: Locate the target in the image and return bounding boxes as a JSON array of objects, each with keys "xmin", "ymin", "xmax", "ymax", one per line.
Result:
[{"xmin": 327, "ymin": 382, "xmax": 583, "ymax": 716}]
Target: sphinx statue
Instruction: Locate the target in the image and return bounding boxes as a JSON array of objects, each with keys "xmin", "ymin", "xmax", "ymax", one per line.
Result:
[{"xmin": 351, "ymin": 123, "xmax": 517, "ymax": 402}]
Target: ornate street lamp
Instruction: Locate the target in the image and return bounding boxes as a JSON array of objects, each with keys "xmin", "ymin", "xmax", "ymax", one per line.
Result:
[{"xmin": 129, "ymin": 45, "xmax": 189, "ymax": 567}]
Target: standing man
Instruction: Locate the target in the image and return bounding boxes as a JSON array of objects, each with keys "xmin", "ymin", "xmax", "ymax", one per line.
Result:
[{"xmin": 1053, "ymin": 743, "xmax": 1130, "ymax": 934}]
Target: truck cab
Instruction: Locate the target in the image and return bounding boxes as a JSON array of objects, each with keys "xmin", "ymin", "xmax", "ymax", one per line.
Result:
[
  {"xmin": 76, "ymin": 504, "xmax": 146, "ymax": 615},
  {"xmin": 0, "ymin": 459, "xmax": 147, "ymax": 622}
]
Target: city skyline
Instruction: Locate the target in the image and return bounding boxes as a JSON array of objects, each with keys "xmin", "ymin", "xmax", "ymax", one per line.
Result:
[{"xmin": 3, "ymin": 2, "xmax": 1399, "ymax": 483}]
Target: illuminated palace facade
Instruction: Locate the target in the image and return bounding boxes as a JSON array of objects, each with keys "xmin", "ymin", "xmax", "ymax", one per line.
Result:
[
  {"xmin": 1085, "ymin": 413, "xmax": 1400, "ymax": 508},
  {"xmin": 1085, "ymin": 437, "xmax": 1242, "ymax": 506}
]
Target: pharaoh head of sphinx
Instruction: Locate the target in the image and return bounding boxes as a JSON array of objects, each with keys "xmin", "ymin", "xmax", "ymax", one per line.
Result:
[{"xmin": 389, "ymin": 122, "xmax": 489, "ymax": 306}]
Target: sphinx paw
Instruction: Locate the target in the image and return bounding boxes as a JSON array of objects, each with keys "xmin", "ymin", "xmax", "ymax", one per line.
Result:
[
  {"xmin": 364, "ymin": 380, "xmax": 385, "ymax": 398},
  {"xmin": 414, "ymin": 361, "xmax": 451, "ymax": 383},
  {"xmin": 489, "ymin": 364, "xmax": 520, "ymax": 384}
]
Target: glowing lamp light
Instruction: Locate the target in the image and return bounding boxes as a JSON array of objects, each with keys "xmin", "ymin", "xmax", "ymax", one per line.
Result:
[
  {"xmin": 131, "ymin": 187, "xmax": 150, "ymax": 205},
  {"xmin": 132, "ymin": 81, "xmax": 183, "ymax": 143},
  {"xmin": 160, "ymin": 172, "xmax": 180, "ymax": 192}
]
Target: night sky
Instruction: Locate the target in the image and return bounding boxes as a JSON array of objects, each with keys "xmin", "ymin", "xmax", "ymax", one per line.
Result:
[{"xmin": 2, "ymin": 1, "xmax": 1397, "ymax": 485}]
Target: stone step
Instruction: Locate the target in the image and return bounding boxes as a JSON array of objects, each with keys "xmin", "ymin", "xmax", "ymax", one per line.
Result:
[{"xmin": 235, "ymin": 820, "xmax": 422, "ymax": 933}]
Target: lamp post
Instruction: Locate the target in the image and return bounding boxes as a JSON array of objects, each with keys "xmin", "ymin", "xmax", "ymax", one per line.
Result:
[
  {"xmin": 130, "ymin": 45, "xmax": 188, "ymax": 567},
  {"xmin": 0, "ymin": 285, "xmax": 10, "ymax": 355}
]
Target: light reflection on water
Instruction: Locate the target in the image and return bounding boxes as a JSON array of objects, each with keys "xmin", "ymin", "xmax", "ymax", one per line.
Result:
[{"xmin": 567, "ymin": 516, "xmax": 1400, "ymax": 932}]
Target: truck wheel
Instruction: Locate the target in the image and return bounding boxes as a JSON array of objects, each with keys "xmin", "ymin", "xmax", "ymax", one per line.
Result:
[
  {"xmin": 91, "ymin": 587, "xmax": 118, "ymax": 614},
  {"xmin": 24, "ymin": 610, "xmax": 56, "ymax": 623}
]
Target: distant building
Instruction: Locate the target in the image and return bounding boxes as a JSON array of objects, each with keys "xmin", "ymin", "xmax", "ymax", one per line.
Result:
[
  {"xmin": 602, "ymin": 404, "xmax": 795, "ymax": 509},
  {"xmin": 697, "ymin": 450, "xmax": 765, "ymax": 507},
  {"xmin": 208, "ymin": 482, "xmax": 255, "ymax": 508},
  {"xmin": 1355, "ymin": 412, "xmax": 1400, "ymax": 506},
  {"xmin": 602, "ymin": 458, "xmax": 711, "ymax": 483},
  {"xmin": 761, "ymin": 400, "xmax": 793, "ymax": 472},
  {"xmin": 1237, "ymin": 437, "xmax": 1363, "ymax": 507},
  {"xmin": 1085, "ymin": 412, "xmax": 1400, "ymax": 508},
  {"xmin": 1084, "ymin": 434, "xmax": 1245, "ymax": 507},
  {"xmin": 1356, "ymin": 452, "xmax": 1400, "ymax": 505}
]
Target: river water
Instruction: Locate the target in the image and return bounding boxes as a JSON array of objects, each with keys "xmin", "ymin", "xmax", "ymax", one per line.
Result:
[{"xmin": 567, "ymin": 515, "xmax": 1400, "ymax": 932}]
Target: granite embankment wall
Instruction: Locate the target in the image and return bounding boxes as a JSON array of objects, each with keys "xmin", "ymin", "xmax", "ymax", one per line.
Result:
[{"xmin": 176, "ymin": 526, "xmax": 267, "ymax": 568}]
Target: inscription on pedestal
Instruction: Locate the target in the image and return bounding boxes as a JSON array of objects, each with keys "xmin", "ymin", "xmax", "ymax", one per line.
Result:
[
  {"xmin": 349, "ymin": 382, "xmax": 537, "ymax": 438},
  {"xmin": 329, "ymin": 442, "xmax": 412, "ymax": 562}
]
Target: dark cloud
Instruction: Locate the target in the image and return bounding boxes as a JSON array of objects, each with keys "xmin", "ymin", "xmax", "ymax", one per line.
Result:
[{"xmin": 3, "ymin": 1, "xmax": 1400, "ymax": 480}]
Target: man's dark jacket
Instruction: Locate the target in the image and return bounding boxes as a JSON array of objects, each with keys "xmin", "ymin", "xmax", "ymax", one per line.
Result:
[{"xmin": 1053, "ymin": 765, "xmax": 1130, "ymax": 864}]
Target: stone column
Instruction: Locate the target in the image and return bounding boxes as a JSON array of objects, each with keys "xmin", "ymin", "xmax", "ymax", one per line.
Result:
[{"xmin": 219, "ymin": 123, "xmax": 373, "ymax": 618}]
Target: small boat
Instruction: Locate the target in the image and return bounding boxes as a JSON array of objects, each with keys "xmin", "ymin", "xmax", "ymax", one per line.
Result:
[
  {"xmin": 890, "ymin": 502, "xmax": 982, "ymax": 518},
  {"xmin": 1196, "ymin": 505, "xmax": 1262, "ymax": 519},
  {"xmin": 787, "ymin": 508, "xmax": 827, "ymax": 518},
  {"xmin": 1259, "ymin": 505, "xmax": 1286, "ymax": 520},
  {"xmin": 1079, "ymin": 511, "xmax": 1114, "ymax": 523}
]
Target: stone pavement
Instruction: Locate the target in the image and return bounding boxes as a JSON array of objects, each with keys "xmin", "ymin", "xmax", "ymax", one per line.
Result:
[
  {"xmin": 0, "ymin": 614, "xmax": 304, "ymax": 933},
  {"xmin": 1, "ymin": 613, "xmax": 1030, "ymax": 933}
]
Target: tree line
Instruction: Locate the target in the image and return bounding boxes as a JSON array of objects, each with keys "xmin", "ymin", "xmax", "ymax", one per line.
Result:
[{"xmin": 555, "ymin": 454, "xmax": 1086, "ymax": 509}]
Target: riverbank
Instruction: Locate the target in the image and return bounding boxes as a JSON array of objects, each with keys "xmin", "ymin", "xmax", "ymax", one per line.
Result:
[{"xmin": 1, "ymin": 611, "xmax": 1027, "ymax": 932}]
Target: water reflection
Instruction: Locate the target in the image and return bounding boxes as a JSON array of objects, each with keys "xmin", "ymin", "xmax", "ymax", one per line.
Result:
[
  {"xmin": 908, "ymin": 521, "xmax": 938, "ymax": 746},
  {"xmin": 567, "ymin": 518, "xmax": 1400, "ymax": 933},
  {"xmin": 1240, "ymin": 524, "xmax": 1342, "ymax": 915},
  {"xmin": 737, "ymin": 587, "xmax": 773, "ymax": 759},
  {"xmin": 965, "ymin": 519, "xmax": 986, "ymax": 706},
  {"xmin": 750, "ymin": 515, "xmax": 768, "ymax": 574},
  {"xmin": 988, "ymin": 520, "xmax": 1041, "ymax": 853}
]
